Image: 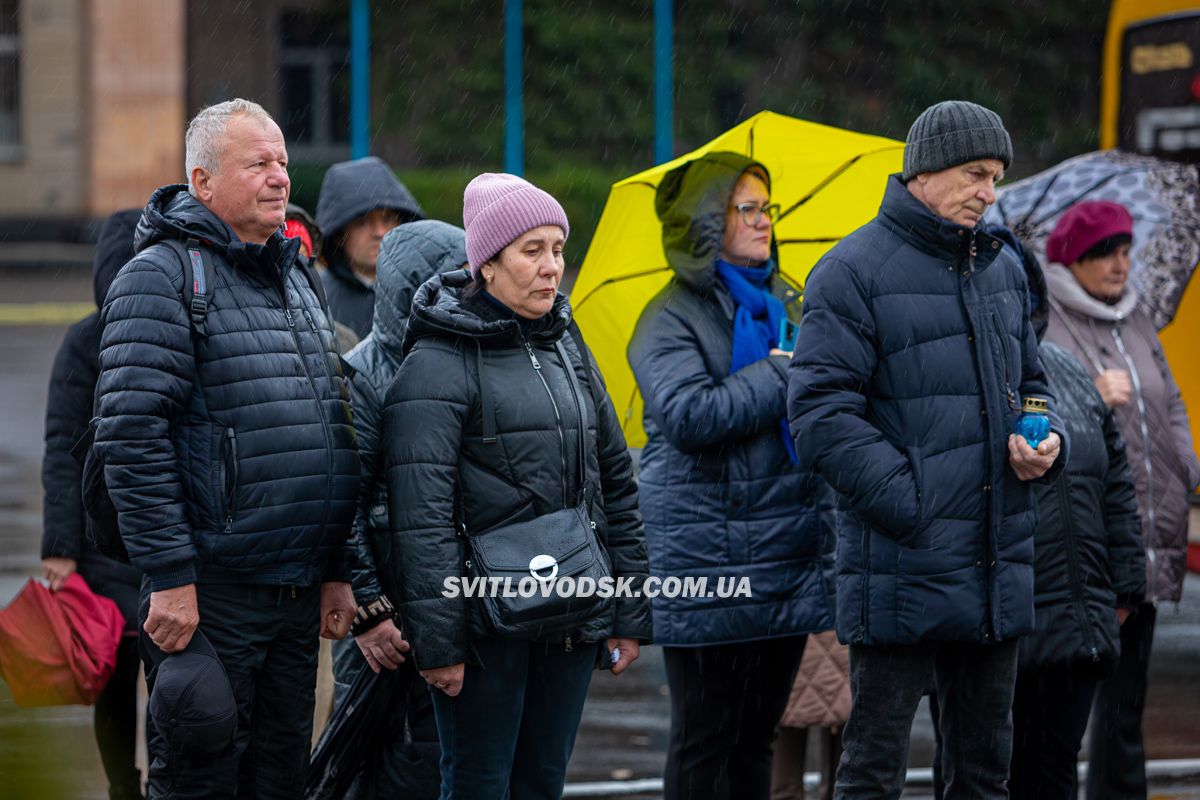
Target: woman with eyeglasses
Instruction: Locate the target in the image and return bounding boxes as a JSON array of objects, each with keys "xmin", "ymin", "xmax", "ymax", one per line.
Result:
[{"xmin": 628, "ymin": 152, "xmax": 835, "ymax": 800}]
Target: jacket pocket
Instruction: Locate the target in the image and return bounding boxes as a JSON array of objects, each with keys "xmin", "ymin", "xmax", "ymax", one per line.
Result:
[
  {"xmin": 218, "ymin": 426, "xmax": 239, "ymax": 531},
  {"xmin": 990, "ymin": 312, "xmax": 1018, "ymax": 412}
]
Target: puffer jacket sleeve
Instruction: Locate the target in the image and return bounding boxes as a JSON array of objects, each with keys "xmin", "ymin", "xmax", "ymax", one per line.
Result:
[
  {"xmin": 95, "ymin": 255, "xmax": 199, "ymax": 590},
  {"xmin": 41, "ymin": 320, "xmax": 98, "ymax": 561},
  {"xmin": 787, "ymin": 257, "xmax": 920, "ymax": 537},
  {"xmin": 629, "ymin": 299, "xmax": 789, "ymax": 453},
  {"xmin": 383, "ymin": 342, "xmax": 468, "ymax": 670},
  {"xmin": 1100, "ymin": 403, "xmax": 1146, "ymax": 606},
  {"xmin": 346, "ymin": 369, "xmax": 388, "ymax": 607},
  {"xmin": 582, "ymin": 342, "xmax": 652, "ymax": 642},
  {"xmin": 1014, "ymin": 303, "xmax": 1068, "ymax": 481}
]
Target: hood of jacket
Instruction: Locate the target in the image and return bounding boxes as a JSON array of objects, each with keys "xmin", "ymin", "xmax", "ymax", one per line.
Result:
[
  {"xmin": 402, "ymin": 269, "xmax": 571, "ymax": 357},
  {"xmin": 316, "ymin": 157, "xmax": 425, "ymax": 286},
  {"xmin": 134, "ymin": 184, "xmax": 301, "ymax": 276},
  {"xmin": 372, "ymin": 220, "xmax": 468, "ymax": 352},
  {"xmin": 93, "ymin": 208, "xmax": 142, "ymax": 308},
  {"xmin": 655, "ymin": 151, "xmax": 773, "ymax": 293},
  {"xmin": 1044, "ymin": 261, "xmax": 1140, "ymax": 322}
]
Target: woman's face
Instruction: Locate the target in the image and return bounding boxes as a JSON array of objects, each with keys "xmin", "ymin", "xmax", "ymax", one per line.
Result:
[
  {"xmin": 1070, "ymin": 242, "xmax": 1132, "ymax": 303},
  {"xmin": 720, "ymin": 172, "xmax": 773, "ymax": 266},
  {"xmin": 483, "ymin": 225, "xmax": 566, "ymax": 319}
]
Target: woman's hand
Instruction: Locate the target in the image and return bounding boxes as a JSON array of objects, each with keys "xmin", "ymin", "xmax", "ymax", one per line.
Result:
[
  {"xmin": 769, "ymin": 348, "xmax": 792, "ymax": 358},
  {"xmin": 41, "ymin": 557, "xmax": 77, "ymax": 592},
  {"xmin": 421, "ymin": 663, "xmax": 465, "ymax": 697},
  {"xmin": 606, "ymin": 638, "xmax": 641, "ymax": 676}
]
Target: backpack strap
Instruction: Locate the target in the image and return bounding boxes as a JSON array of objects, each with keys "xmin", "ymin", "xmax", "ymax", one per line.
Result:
[{"xmin": 163, "ymin": 237, "xmax": 216, "ymax": 335}]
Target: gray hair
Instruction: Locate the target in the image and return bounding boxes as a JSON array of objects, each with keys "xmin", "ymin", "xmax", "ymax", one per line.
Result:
[{"xmin": 185, "ymin": 99, "xmax": 275, "ymax": 195}]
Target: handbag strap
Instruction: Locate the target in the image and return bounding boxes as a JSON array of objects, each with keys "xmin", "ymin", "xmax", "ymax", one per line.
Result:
[{"xmin": 554, "ymin": 338, "xmax": 590, "ymax": 507}]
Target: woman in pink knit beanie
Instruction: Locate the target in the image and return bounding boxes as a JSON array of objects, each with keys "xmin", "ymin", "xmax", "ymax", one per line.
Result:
[{"xmin": 380, "ymin": 173, "xmax": 653, "ymax": 799}]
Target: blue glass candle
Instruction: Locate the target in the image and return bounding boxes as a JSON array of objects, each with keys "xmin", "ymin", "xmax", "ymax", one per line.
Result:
[{"xmin": 1015, "ymin": 397, "xmax": 1050, "ymax": 449}]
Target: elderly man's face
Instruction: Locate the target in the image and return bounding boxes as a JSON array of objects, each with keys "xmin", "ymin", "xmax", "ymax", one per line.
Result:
[
  {"xmin": 909, "ymin": 158, "xmax": 1005, "ymax": 228},
  {"xmin": 193, "ymin": 114, "xmax": 290, "ymax": 244}
]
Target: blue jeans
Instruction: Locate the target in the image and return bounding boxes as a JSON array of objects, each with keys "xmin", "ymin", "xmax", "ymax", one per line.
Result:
[
  {"xmin": 429, "ymin": 638, "xmax": 598, "ymax": 800},
  {"xmin": 835, "ymin": 639, "xmax": 1018, "ymax": 800}
]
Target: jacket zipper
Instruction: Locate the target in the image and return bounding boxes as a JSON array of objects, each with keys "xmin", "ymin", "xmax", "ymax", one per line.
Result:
[
  {"xmin": 302, "ymin": 308, "xmax": 337, "ymax": 389},
  {"xmin": 1055, "ymin": 477, "xmax": 1100, "ymax": 662},
  {"xmin": 991, "ymin": 313, "xmax": 1017, "ymax": 411},
  {"xmin": 282, "ymin": 276, "xmax": 334, "ymax": 544},
  {"xmin": 959, "ymin": 244, "xmax": 997, "ymax": 640},
  {"xmin": 223, "ymin": 427, "xmax": 239, "ymax": 533},
  {"xmin": 523, "ymin": 336, "xmax": 569, "ymax": 508},
  {"xmin": 1111, "ymin": 324, "xmax": 1157, "ymax": 602}
]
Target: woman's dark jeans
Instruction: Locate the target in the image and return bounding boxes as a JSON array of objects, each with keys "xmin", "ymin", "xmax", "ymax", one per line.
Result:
[{"xmin": 429, "ymin": 637, "xmax": 598, "ymax": 800}]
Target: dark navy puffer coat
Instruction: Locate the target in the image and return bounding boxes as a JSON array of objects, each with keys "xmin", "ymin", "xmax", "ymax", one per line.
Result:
[
  {"xmin": 41, "ymin": 209, "xmax": 142, "ymax": 630},
  {"xmin": 95, "ymin": 185, "xmax": 360, "ymax": 591},
  {"xmin": 344, "ymin": 220, "xmax": 468, "ymax": 607},
  {"xmin": 1021, "ymin": 343, "xmax": 1144, "ymax": 671},
  {"xmin": 628, "ymin": 151, "xmax": 835, "ymax": 647},
  {"xmin": 788, "ymin": 175, "xmax": 1064, "ymax": 646},
  {"xmin": 382, "ymin": 270, "xmax": 652, "ymax": 670}
]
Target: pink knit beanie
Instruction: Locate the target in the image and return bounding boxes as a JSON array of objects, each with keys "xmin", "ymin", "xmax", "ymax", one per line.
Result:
[{"xmin": 463, "ymin": 173, "xmax": 570, "ymax": 275}]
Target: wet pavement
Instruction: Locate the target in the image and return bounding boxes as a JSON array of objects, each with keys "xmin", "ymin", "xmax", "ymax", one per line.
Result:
[{"xmin": 1, "ymin": 268, "xmax": 1198, "ymax": 798}]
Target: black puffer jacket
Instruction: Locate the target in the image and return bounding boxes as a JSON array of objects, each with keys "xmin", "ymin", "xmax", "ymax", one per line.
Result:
[
  {"xmin": 95, "ymin": 185, "xmax": 360, "ymax": 591},
  {"xmin": 316, "ymin": 157, "xmax": 426, "ymax": 338},
  {"xmin": 345, "ymin": 221, "xmax": 468, "ymax": 607},
  {"xmin": 41, "ymin": 209, "xmax": 142, "ymax": 630},
  {"xmin": 382, "ymin": 270, "xmax": 652, "ymax": 670},
  {"xmin": 1020, "ymin": 342, "xmax": 1145, "ymax": 671}
]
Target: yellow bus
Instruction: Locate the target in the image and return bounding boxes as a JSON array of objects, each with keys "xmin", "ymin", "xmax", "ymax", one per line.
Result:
[{"xmin": 1102, "ymin": 0, "xmax": 1200, "ymax": 461}]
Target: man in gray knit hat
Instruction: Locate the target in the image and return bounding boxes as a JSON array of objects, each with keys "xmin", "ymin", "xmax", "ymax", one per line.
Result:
[{"xmin": 787, "ymin": 100, "xmax": 1065, "ymax": 798}]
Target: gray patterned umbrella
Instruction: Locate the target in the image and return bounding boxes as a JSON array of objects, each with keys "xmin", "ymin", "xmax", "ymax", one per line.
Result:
[{"xmin": 986, "ymin": 149, "xmax": 1200, "ymax": 328}]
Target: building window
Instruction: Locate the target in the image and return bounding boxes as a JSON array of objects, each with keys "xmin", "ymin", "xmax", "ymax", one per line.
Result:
[
  {"xmin": 279, "ymin": 11, "xmax": 349, "ymax": 162},
  {"xmin": 0, "ymin": 0, "xmax": 18, "ymax": 159}
]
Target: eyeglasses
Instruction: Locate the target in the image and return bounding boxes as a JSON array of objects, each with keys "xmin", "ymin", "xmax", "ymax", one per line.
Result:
[{"xmin": 731, "ymin": 202, "xmax": 781, "ymax": 227}]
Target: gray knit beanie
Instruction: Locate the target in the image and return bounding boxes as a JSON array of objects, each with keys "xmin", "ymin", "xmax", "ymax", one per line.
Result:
[{"xmin": 902, "ymin": 101, "xmax": 1013, "ymax": 181}]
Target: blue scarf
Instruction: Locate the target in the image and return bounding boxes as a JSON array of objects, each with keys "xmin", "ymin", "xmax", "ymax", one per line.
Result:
[{"xmin": 715, "ymin": 259, "xmax": 799, "ymax": 464}]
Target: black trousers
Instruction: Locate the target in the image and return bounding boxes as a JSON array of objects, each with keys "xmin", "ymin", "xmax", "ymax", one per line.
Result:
[
  {"xmin": 139, "ymin": 582, "xmax": 321, "ymax": 800},
  {"xmin": 1009, "ymin": 663, "xmax": 1100, "ymax": 800},
  {"xmin": 95, "ymin": 635, "xmax": 143, "ymax": 800},
  {"xmin": 1087, "ymin": 602, "xmax": 1157, "ymax": 800},
  {"xmin": 837, "ymin": 640, "xmax": 1018, "ymax": 800},
  {"xmin": 663, "ymin": 636, "xmax": 806, "ymax": 800}
]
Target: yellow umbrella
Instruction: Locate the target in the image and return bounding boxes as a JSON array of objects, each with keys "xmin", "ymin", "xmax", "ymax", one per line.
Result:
[{"xmin": 571, "ymin": 110, "xmax": 904, "ymax": 447}]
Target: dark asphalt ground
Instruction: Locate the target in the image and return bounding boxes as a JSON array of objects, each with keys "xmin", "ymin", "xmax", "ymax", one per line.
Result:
[{"xmin": 0, "ymin": 268, "xmax": 1198, "ymax": 798}]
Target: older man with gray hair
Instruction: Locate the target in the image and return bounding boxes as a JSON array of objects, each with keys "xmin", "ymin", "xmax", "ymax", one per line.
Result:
[
  {"xmin": 788, "ymin": 100, "xmax": 1066, "ymax": 798},
  {"xmin": 95, "ymin": 98, "xmax": 359, "ymax": 798}
]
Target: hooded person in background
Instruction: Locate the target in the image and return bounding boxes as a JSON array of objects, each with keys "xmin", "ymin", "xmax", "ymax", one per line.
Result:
[
  {"xmin": 1042, "ymin": 200, "xmax": 1200, "ymax": 800},
  {"xmin": 330, "ymin": 220, "xmax": 470, "ymax": 799},
  {"xmin": 316, "ymin": 157, "xmax": 426, "ymax": 338},
  {"xmin": 41, "ymin": 208, "xmax": 145, "ymax": 800}
]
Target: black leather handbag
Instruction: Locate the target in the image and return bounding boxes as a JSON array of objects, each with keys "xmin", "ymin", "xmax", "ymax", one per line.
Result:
[{"xmin": 459, "ymin": 337, "xmax": 611, "ymax": 639}]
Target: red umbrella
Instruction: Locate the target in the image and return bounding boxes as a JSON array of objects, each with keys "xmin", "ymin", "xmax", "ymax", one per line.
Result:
[{"xmin": 0, "ymin": 573, "xmax": 125, "ymax": 707}]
